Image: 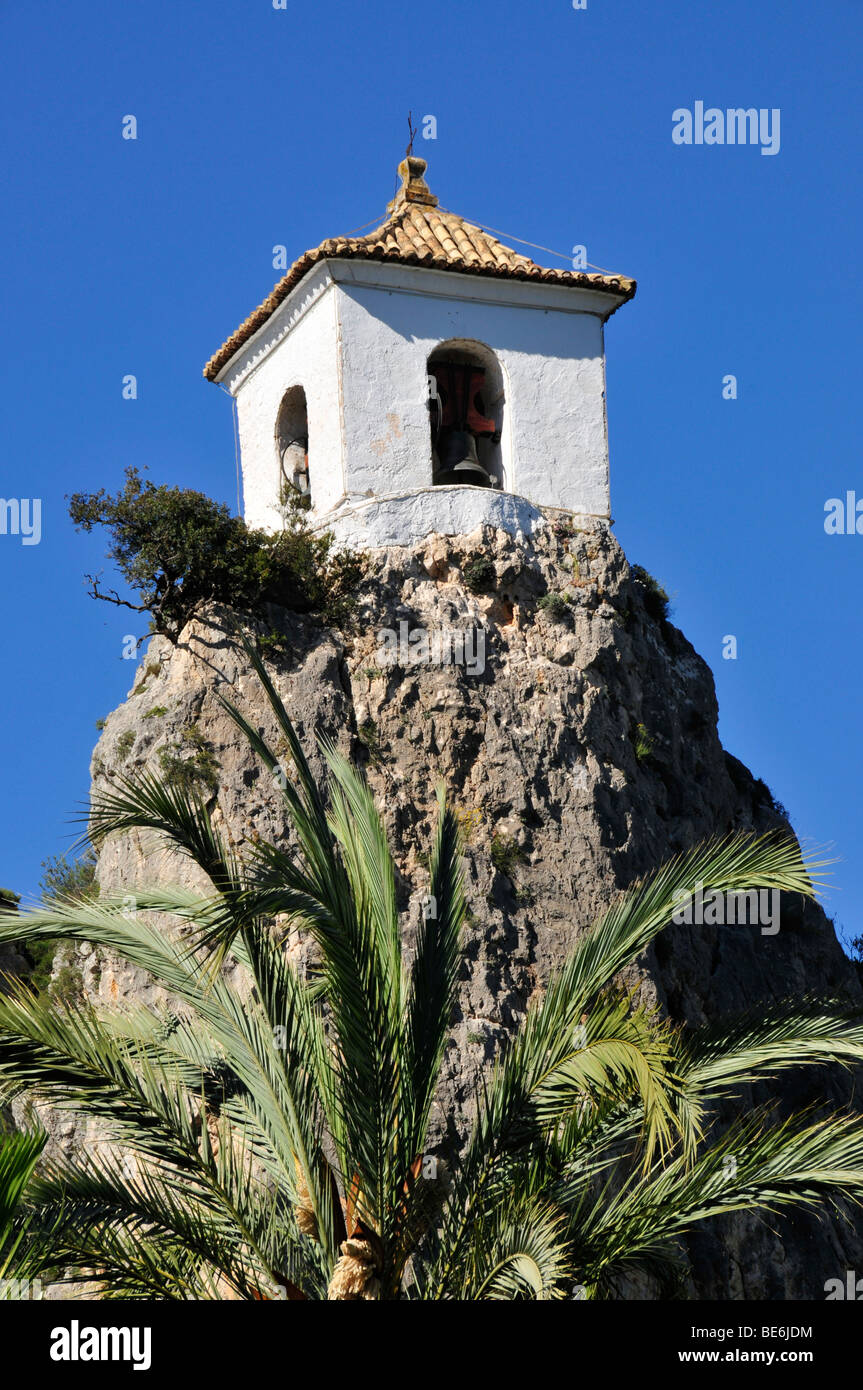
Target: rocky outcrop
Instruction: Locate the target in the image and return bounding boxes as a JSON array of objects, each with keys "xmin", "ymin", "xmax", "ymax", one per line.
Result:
[{"xmin": 59, "ymin": 516, "xmax": 863, "ymax": 1298}]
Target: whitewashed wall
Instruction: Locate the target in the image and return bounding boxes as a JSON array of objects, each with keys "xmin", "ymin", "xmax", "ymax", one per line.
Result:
[
  {"xmin": 319, "ymin": 486, "xmax": 552, "ymax": 550},
  {"xmin": 334, "ymin": 272, "xmax": 611, "ymax": 517},
  {"xmin": 218, "ymin": 258, "xmax": 622, "ymax": 535},
  {"xmin": 225, "ymin": 266, "xmax": 343, "ymax": 530}
]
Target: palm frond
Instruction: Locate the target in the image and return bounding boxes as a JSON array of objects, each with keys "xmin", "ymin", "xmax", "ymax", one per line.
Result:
[
  {"xmin": 678, "ymin": 998, "xmax": 863, "ymax": 1100},
  {"xmin": 0, "ymin": 1129, "xmax": 46, "ymax": 1284},
  {"xmin": 549, "ymin": 832, "xmax": 822, "ymax": 1030},
  {"xmin": 450, "ymin": 1195, "xmax": 573, "ymax": 1301},
  {"xmin": 573, "ymin": 1108, "xmax": 863, "ymax": 1291},
  {"xmin": 84, "ymin": 770, "xmax": 241, "ymax": 899}
]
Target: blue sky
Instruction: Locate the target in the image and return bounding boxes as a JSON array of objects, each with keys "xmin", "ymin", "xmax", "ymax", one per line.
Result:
[{"xmin": 1, "ymin": 0, "xmax": 860, "ymax": 944}]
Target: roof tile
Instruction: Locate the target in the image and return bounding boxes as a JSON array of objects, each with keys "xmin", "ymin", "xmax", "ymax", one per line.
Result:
[{"xmin": 204, "ymin": 158, "xmax": 636, "ymax": 381}]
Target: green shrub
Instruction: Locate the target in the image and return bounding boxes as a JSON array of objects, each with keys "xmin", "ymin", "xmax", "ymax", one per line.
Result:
[
  {"xmin": 25, "ymin": 941, "xmax": 58, "ymax": 995},
  {"xmin": 633, "ymin": 722, "xmax": 654, "ymax": 763},
  {"xmin": 39, "ymin": 852, "xmax": 97, "ymax": 902},
  {"xmin": 50, "ymin": 947, "xmax": 85, "ymax": 1005},
  {"xmin": 490, "ymin": 834, "xmax": 526, "ymax": 878},
  {"xmin": 20, "ymin": 856, "xmax": 100, "ymax": 996},
  {"xmin": 69, "ymin": 467, "xmax": 366, "ymax": 641},
  {"xmin": 158, "ymin": 724, "xmax": 220, "ymax": 793},
  {"xmin": 753, "ymin": 778, "xmax": 789, "ymax": 820},
  {"xmin": 116, "ymin": 730, "xmax": 135, "ymax": 762},
  {"xmin": 537, "ymin": 593, "xmax": 570, "ymax": 622},
  {"xmin": 357, "ymin": 719, "xmax": 381, "ymax": 761},
  {"xmin": 462, "ymin": 555, "xmax": 495, "ymax": 594},
  {"xmin": 143, "ymin": 706, "xmax": 167, "ymax": 720},
  {"xmin": 630, "ymin": 565, "xmax": 670, "ymax": 622}
]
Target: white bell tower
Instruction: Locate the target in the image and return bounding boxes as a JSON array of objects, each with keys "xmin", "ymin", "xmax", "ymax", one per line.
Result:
[{"xmin": 205, "ymin": 155, "xmax": 635, "ymax": 548}]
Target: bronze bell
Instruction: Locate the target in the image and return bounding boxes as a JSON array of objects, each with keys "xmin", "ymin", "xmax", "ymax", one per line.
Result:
[
  {"xmin": 280, "ymin": 438, "xmax": 310, "ymax": 495},
  {"xmin": 434, "ymin": 429, "xmax": 492, "ymax": 487}
]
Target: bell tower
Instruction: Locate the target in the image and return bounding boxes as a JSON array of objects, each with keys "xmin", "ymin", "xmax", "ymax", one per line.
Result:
[{"xmin": 204, "ymin": 155, "xmax": 635, "ymax": 547}]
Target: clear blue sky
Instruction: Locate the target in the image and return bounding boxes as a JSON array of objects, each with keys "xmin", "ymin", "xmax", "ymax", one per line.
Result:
[{"xmin": 1, "ymin": 0, "xmax": 860, "ymax": 945}]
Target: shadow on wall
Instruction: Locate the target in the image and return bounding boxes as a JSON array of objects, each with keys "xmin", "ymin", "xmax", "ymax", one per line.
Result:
[{"xmin": 338, "ymin": 281, "xmax": 605, "ymax": 361}]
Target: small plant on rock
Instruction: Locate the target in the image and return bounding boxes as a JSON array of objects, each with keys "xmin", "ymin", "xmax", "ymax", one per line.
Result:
[
  {"xmin": 462, "ymin": 555, "xmax": 495, "ymax": 595},
  {"xmin": 630, "ymin": 565, "xmax": 670, "ymax": 622},
  {"xmin": 357, "ymin": 718, "xmax": 381, "ymax": 761},
  {"xmin": 537, "ymin": 593, "xmax": 570, "ymax": 622},
  {"xmin": 490, "ymin": 834, "xmax": 526, "ymax": 878},
  {"xmin": 115, "ymin": 731, "xmax": 135, "ymax": 763},
  {"xmin": 158, "ymin": 724, "xmax": 220, "ymax": 793},
  {"xmin": 633, "ymin": 723, "xmax": 654, "ymax": 763}
]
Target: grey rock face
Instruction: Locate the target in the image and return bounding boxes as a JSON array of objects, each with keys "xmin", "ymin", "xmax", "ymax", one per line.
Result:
[{"xmin": 69, "ymin": 517, "xmax": 862, "ymax": 1298}]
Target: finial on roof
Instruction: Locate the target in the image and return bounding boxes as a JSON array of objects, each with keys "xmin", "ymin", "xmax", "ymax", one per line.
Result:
[{"xmin": 388, "ymin": 155, "xmax": 438, "ymax": 214}]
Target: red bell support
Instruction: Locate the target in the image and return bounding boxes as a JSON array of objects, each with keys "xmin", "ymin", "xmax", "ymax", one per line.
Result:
[{"xmin": 430, "ymin": 362, "xmax": 496, "ymax": 437}]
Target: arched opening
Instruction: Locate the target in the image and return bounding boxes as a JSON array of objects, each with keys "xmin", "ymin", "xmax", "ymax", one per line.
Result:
[
  {"xmin": 428, "ymin": 341, "xmax": 506, "ymax": 489},
  {"xmin": 275, "ymin": 385, "xmax": 310, "ymax": 507}
]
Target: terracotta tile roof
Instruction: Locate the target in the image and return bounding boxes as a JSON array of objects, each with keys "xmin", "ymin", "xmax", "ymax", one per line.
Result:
[{"xmin": 204, "ymin": 157, "xmax": 636, "ymax": 381}]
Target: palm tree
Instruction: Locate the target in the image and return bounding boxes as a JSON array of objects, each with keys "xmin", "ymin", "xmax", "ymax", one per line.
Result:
[
  {"xmin": 0, "ymin": 1129, "xmax": 45, "ymax": 1295},
  {"xmin": 1, "ymin": 636, "xmax": 863, "ymax": 1299}
]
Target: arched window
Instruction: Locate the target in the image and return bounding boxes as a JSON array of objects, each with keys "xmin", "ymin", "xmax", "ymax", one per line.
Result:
[
  {"xmin": 275, "ymin": 385, "xmax": 310, "ymax": 506},
  {"xmin": 428, "ymin": 342, "xmax": 505, "ymax": 489}
]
